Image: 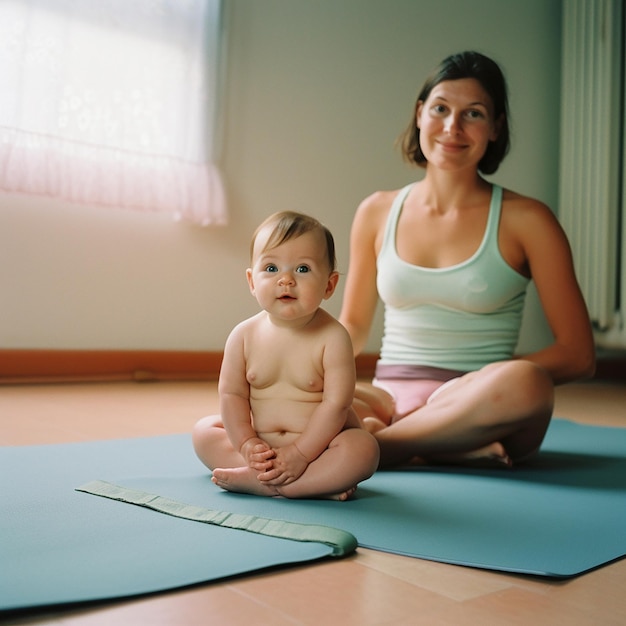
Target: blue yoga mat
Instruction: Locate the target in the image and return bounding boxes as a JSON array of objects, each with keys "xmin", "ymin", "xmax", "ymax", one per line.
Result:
[
  {"xmin": 2, "ymin": 419, "xmax": 626, "ymax": 612},
  {"xmin": 0, "ymin": 434, "xmax": 340, "ymax": 613},
  {"xmin": 117, "ymin": 419, "xmax": 626, "ymax": 579}
]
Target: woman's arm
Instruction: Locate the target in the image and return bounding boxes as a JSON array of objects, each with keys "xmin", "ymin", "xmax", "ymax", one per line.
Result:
[
  {"xmin": 512, "ymin": 197, "xmax": 596, "ymax": 384},
  {"xmin": 339, "ymin": 192, "xmax": 390, "ymax": 355}
]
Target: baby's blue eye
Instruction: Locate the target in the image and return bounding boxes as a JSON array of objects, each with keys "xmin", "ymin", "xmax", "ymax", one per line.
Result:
[
  {"xmin": 296, "ymin": 265, "xmax": 310, "ymax": 273},
  {"xmin": 265, "ymin": 264, "xmax": 278, "ymax": 273}
]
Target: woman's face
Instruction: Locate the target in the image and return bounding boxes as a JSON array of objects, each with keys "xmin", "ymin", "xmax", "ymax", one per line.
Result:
[{"xmin": 416, "ymin": 78, "xmax": 501, "ymax": 172}]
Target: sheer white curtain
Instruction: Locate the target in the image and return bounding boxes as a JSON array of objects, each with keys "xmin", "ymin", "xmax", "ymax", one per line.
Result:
[
  {"xmin": 559, "ymin": 0, "xmax": 623, "ymax": 342},
  {"xmin": 0, "ymin": 0, "xmax": 227, "ymax": 226}
]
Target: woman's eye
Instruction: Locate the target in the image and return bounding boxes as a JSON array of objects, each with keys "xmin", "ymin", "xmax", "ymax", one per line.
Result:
[
  {"xmin": 466, "ymin": 109, "xmax": 484, "ymax": 120},
  {"xmin": 296, "ymin": 265, "xmax": 310, "ymax": 273}
]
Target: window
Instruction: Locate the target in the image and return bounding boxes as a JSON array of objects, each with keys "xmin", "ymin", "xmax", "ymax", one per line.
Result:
[{"xmin": 0, "ymin": 0, "xmax": 227, "ymax": 226}]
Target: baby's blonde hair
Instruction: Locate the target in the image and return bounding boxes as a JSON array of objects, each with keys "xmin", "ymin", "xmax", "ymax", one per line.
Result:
[{"xmin": 250, "ymin": 211, "xmax": 336, "ymax": 271}]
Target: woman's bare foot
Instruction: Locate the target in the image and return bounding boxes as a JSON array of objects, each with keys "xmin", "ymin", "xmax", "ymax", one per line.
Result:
[
  {"xmin": 329, "ymin": 486, "xmax": 358, "ymax": 501},
  {"xmin": 212, "ymin": 467, "xmax": 359, "ymax": 500},
  {"xmin": 354, "ymin": 383, "xmax": 395, "ymax": 423},
  {"xmin": 363, "ymin": 416, "xmax": 387, "ymax": 434},
  {"xmin": 427, "ymin": 441, "xmax": 512, "ymax": 468}
]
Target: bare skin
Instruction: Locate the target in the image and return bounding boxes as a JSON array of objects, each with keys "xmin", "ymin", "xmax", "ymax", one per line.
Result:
[
  {"xmin": 193, "ymin": 219, "xmax": 379, "ymax": 498},
  {"xmin": 339, "ymin": 76, "xmax": 595, "ymax": 469},
  {"xmin": 200, "ymin": 420, "xmax": 367, "ymax": 500},
  {"xmin": 355, "ymin": 362, "xmax": 553, "ymax": 468}
]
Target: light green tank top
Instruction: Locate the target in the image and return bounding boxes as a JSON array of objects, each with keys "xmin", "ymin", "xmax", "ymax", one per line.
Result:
[{"xmin": 376, "ymin": 184, "xmax": 530, "ymax": 371}]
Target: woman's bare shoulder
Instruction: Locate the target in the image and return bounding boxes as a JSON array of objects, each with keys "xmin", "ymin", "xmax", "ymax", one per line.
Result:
[
  {"xmin": 358, "ymin": 188, "xmax": 402, "ymax": 211},
  {"xmin": 501, "ymin": 187, "xmax": 568, "ymax": 257},
  {"xmin": 501, "ymin": 187, "xmax": 561, "ymax": 229},
  {"xmin": 354, "ymin": 187, "xmax": 404, "ymax": 229},
  {"xmin": 502, "ymin": 187, "xmax": 553, "ymax": 214}
]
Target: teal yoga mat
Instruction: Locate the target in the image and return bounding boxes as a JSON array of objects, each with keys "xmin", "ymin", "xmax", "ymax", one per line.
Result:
[
  {"xmin": 112, "ymin": 419, "xmax": 626, "ymax": 578},
  {"xmin": 2, "ymin": 419, "xmax": 626, "ymax": 612},
  {"xmin": 0, "ymin": 434, "xmax": 345, "ymax": 613}
]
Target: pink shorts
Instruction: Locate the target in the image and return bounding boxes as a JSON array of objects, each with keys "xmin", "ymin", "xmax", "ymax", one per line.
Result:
[{"xmin": 372, "ymin": 364, "xmax": 466, "ymax": 420}]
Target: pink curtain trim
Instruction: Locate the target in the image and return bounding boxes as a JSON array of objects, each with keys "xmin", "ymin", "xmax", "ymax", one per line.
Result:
[{"xmin": 0, "ymin": 128, "xmax": 228, "ymax": 226}]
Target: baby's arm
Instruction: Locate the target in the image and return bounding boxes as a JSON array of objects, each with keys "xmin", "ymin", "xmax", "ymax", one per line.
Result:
[
  {"xmin": 223, "ymin": 391, "xmax": 274, "ymax": 471},
  {"xmin": 258, "ymin": 322, "xmax": 356, "ymax": 485},
  {"xmin": 219, "ymin": 324, "xmax": 274, "ymax": 472}
]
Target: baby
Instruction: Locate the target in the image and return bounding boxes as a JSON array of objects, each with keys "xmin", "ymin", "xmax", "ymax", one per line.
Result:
[{"xmin": 192, "ymin": 211, "xmax": 379, "ymax": 499}]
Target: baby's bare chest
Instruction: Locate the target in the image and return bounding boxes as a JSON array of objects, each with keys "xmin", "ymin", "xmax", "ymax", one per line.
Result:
[{"xmin": 245, "ymin": 334, "xmax": 325, "ymax": 393}]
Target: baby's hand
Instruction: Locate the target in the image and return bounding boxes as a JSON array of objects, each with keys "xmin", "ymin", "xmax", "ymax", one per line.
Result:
[
  {"xmin": 240, "ymin": 438, "xmax": 275, "ymax": 472},
  {"xmin": 256, "ymin": 443, "xmax": 308, "ymax": 485}
]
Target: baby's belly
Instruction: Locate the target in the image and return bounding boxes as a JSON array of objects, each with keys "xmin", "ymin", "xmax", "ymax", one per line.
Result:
[
  {"xmin": 256, "ymin": 429, "xmax": 300, "ymax": 448},
  {"xmin": 251, "ymin": 395, "xmax": 314, "ymax": 446}
]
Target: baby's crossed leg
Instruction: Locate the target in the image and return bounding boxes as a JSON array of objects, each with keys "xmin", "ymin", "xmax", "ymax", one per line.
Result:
[{"xmin": 212, "ymin": 428, "xmax": 378, "ymax": 500}]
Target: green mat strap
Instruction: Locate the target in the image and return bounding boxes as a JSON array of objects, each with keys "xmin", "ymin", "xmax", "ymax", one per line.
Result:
[{"xmin": 76, "ymin": 480, "xmax": 357, "ymax": 557}]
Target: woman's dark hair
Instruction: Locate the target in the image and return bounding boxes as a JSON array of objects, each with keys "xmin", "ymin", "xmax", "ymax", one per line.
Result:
[{"xmin": 398, "ymin": 51, "xmax": 510, "ymax": 175}]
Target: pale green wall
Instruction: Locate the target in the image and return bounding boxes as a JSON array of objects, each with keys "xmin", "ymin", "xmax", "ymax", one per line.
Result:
[{"xmin": 0, "ymin": 0, "xmax": 560, "ymax": 352}]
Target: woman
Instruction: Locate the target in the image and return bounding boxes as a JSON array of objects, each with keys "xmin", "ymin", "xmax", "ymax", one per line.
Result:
[{"xmin": 339, "ymin": 51, "xmax": 595, "ymax": 468}]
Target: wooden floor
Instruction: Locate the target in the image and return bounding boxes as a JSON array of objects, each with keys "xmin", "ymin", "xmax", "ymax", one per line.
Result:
[{"xmin": 1, "ymin": 379, "xmax": 625, "ymax": 625}]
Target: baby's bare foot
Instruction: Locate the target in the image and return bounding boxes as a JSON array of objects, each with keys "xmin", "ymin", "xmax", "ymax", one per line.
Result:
[
  {"xmin": 212, "ymin": 468, "xmax": 358, "ymax": 501},
  {"xmin": 212, "ymin": 467, "xmax": 280, "ymax": 496}
]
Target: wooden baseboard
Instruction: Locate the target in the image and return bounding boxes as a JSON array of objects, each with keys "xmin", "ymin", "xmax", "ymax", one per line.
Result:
[
  {"xmin": 0, "ymin": 350, "xmax": 379, "ymax": 384},
  {"xmin": 0, "ymin": 349, "xmax": 222, "ymax": 384},
  {"xmin": 2, "ymin": 349, "xmax": 620, "ymax": 385}
]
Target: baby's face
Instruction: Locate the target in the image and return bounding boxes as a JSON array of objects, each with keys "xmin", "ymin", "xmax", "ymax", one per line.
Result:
[{"xmin": 247, "ymin": 229, "xmax": 338, "ymax": 325}]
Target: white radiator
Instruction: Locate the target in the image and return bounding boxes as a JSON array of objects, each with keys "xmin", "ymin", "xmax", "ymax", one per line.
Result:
[{"xmin": 559, "ymin": 0, "xmax": 625, "ymax": 346}]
